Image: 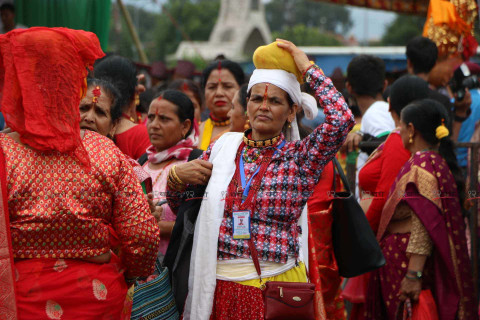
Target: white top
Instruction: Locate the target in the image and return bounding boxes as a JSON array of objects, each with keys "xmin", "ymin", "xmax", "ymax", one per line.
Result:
[{"xmin": 356, "ymin": 100, "xmax": 395, "ymax": 196}]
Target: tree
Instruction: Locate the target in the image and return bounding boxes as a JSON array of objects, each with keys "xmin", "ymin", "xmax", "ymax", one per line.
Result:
[
  {"xmin": 381, "ymin": 14, "xmax": 425, "ymax": 46},
  {"xmin": 265, "ymin": 0, "xmax": 352, "ymax": 35},
  {"xmin": 108, "ymin": 0, "xmax": 219, "ymax": 61},
  {"xmin": 272, "ymin": 24, "xmax": 342, "ymax": 46}
]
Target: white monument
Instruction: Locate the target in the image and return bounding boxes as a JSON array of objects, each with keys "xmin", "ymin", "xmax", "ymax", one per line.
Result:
[{"xmin": 174, "ymin": 0, "xmax": 272, "ymax": 62}]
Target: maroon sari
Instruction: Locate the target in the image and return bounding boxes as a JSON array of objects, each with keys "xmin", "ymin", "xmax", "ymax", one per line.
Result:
[{"xmin": 366, "ymin": 151, "xmax": 476, "ymax": 320}]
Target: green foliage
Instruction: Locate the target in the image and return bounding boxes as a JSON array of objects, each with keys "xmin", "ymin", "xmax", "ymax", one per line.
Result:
[
  {"xmin": 108, "ymin": 0, "xmax": 219, "ymax": 61},
  {"xmin": 265, "ymin": 0, "xmax": 352, "ymax": 34},
  {"xmin": 108, "ymin": 0, "xmax": 350, "ymax": 62},
  {"xmin": 272, "ymin": 24, "xmax": 342, "ymax": 46},
  {"xmin": 381, "ymin": 14, "xmax": 425, "ymax": 46}
]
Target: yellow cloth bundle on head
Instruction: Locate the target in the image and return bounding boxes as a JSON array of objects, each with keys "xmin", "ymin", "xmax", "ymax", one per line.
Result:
[{"xmin": 253, "ymin": 41, "xmax": 304, "ymax": 83}]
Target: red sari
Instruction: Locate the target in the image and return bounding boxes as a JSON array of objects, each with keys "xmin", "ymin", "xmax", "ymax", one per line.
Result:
[
  {"xmin": 366, "ymin": 151, "xmax": 476, "ymax": 320},
  {"xmin": 345, "ymin": 130, "xmax": 410, "ymax": 319},
  {"xmin": 307, "ymin": 161, "xmax": 346, "ymax": 320}
]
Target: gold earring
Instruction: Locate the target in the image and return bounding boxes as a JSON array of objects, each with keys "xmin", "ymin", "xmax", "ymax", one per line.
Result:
[
  {"xmin": 244, "ymin": 119, "xmax": 250, "ymax": 131},
  {"xmin": 409, "ymin": 135, "xmax": 413, "ymax": 144}
]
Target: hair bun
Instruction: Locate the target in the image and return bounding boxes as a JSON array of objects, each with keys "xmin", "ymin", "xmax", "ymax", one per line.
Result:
[{"xmin": 436, "ymin": 124, "xmax": 449, "ymax": 140}]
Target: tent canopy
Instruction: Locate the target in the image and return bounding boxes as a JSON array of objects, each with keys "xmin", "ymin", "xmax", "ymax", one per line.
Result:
[{"xmin": 14, "ymin": 0, "xmax": 111, "ymax": 51}]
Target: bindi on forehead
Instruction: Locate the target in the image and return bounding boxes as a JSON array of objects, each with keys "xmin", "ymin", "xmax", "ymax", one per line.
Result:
[
  {"xmin": 92, "ymin": 86, "xmax": 101, "ymax": 105},
  {"xmin": 262, "ymin": 83, "xmax": 269, "ymax": 107},
  {"xmin": 217, "ymin": 61, "xmax": 222, "ymax": 83}
]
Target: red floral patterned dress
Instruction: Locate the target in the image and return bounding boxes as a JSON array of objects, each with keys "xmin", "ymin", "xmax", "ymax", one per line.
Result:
[{"xmin": 3, "ymin": 130, "xmax": 160, "ymax": 319}]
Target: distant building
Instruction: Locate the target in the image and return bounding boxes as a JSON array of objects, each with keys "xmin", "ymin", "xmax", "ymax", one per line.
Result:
[{"xmin": 174, "ymin": 0, "xmax": 271, "ymax": 62}]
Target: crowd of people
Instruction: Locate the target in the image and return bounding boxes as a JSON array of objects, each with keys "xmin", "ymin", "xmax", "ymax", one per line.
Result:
[{"xmin": 0, "ymin": 22, "xmax": 478, "ymax": 320}]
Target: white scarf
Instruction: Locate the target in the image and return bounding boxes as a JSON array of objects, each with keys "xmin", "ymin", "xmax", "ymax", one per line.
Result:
[
  {"xmin": 247, "ymin": 69, "xmax": 318, "ymax": 140},
  {"xmin": 184, "ymin": 131, "xmax": 310, "ymax": 320}
]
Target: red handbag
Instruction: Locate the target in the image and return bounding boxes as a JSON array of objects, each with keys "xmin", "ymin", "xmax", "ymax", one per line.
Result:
[
  {"xmin": 248, "ymin": 240, "xmax": 316, "ymax": 320},
  {"xmin": 396, "ymin": 290, "xmax": 439, "ymax": 320},
  {"xmin": 263, "ymin": 281, "xmax": 316, "ymax": 320}
]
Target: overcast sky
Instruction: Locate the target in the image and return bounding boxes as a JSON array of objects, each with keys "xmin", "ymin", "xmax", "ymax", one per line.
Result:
[{"xmin": 347, "ymin": 6, "xmax": 397, "ymax": 41}]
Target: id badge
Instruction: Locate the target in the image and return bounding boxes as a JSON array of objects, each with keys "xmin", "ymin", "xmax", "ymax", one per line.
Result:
[{"xmin": 232, "ymin": 210, "xmax": 251, "ymax": 240}]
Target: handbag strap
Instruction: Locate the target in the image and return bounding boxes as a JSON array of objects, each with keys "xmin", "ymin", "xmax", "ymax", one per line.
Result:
[
  {"xmin": 332, "ymin": 158, "xmax": 351, "ymax": 194},
  {"xmin": 248, "ymin": 239, "xmax": 263, "ymax": 281}
]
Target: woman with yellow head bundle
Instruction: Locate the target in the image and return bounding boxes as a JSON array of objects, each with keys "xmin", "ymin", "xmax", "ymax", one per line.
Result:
[{"xmin": 166, "ymin": 40, "xmax": 354, "ymax": 319}]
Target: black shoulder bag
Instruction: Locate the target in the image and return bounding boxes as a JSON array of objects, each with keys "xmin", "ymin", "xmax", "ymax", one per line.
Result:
[{"xmin": 331, "ymin": 158, "xmax": 385, "ymax": 278}]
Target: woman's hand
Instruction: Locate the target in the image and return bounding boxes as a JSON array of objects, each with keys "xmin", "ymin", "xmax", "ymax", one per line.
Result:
[
  {"xmin": 174, "ymin": 160, "xmax": 213, "ymax": 185},
  {"xmin": 276, "ymin": 39, "xmax": 312, "ymax": 75},
  {"xmin": 147, "ymin": 193, "xmax": 156, "ymax": 213},
  {"xmin": 398, "ymin": 277, "xmax": 422, "ymax": 301},
  {"xmin": 152, "ymin": 205, "xmax": 164, "ymax": 223}
]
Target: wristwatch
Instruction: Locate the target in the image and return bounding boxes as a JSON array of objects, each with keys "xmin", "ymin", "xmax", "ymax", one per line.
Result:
[{"xmin": 406, "ymin": 269, "xmax": 423, "ymax": 279}]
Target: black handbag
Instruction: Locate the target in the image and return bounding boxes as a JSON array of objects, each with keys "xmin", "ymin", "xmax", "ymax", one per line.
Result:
[
  {"xmin": 331, "ymin": 158, "xmax": 385, "ymax": 278},
  {"xmin": 163, "ymin": 148, "xmax": 205, "ymax": 314}
]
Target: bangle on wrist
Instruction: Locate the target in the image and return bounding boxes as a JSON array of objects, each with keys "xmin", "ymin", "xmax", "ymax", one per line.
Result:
[
  {"xmin": 405, "ymin": 274, "xmax": 421, "ymax": 281},
  {"xmin": 406, "ymin": 269, "xmax": 423, "ymax": 279}
]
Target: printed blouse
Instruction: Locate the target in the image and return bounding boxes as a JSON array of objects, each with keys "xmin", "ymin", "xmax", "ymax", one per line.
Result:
[
  {"xmin": 3, "ymin": 130, "xmax": 160, "ymax": 277},
  {"xmin": 169, "ymin": 65, "xmax": 354, "ymax": 263}
]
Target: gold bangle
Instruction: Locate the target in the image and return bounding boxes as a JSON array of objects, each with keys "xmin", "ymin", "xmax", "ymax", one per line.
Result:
[
  {"xmin": 167, "ymin": 169, "xmax": 186, "ymax": 191},
  {"xmin": 171, "ymin": 165, "xmax": 185, "ymax": 185}
]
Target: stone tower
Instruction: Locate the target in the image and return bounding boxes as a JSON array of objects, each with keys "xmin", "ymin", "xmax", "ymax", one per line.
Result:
[{"xmin": 174, "ymin": 0, "xmax": 272, "ymax": 61}]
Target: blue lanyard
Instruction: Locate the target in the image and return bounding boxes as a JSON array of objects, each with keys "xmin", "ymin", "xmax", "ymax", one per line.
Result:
[{"xmin": 239, "ymin": 140, "xmax": 285, "ymax": 199}]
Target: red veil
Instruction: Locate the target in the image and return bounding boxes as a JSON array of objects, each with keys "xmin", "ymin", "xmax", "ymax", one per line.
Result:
[
  {"xmin": 0, "ymin": 27, "xmax": 104, "ymax": 317},
  {"xmin": 0, "ymin": 27, "xmax": 104, "ymax": 165}
]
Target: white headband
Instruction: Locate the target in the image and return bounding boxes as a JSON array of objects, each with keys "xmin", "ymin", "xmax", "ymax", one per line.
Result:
[{"xmin": 247, "ymin": 69, "xmax": 318, "ymax": 141}]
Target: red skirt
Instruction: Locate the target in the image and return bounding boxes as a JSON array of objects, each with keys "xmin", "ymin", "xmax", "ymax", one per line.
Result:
[
  {"xmin": 209, "ymin": 280, "xmax": 264, "ymax": 320},
  {"xmin": 15, "ymin": 255, "xmax": 128, "ymax": 320}
]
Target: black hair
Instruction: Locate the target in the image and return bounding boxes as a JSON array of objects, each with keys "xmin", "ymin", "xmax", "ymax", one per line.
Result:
[
  {"xmin": 0, "ymin": 3, "xmax": 14, "ymax": 12},
  {"xmin": 155, "ymin": 90, "xmax": 195, "ymax": 137},
  {"xmin": 389, "ymin": 75, "xmax": 429, "ymax": 116},
  {"xmin": 401, "ymin": 99, "xmax": 465, "ymax": 212},
  {"xmin": 94, "ymin": 55, "xmax": 137, "ymax": 112},
  {"xmin": 346, "ymin": 54, "xmax": 385, "ymax": 98},
  {"xmin": 237, "ymin": 84, "xmax": 249, "ymax": 111},
  {"xmin": 406, "ymin": 36, "xmax": 438, "ymax": 74},
  {"xmin": 202, "ymin": 60, "xmax": 245, "ymax": 88},
  {"xmin": 86, "ymin": 78, "xmax": 123, "ymax": 122},
  {"xmin": 168, "ymin": 79, "xmax": 204, "ymax": 109}
]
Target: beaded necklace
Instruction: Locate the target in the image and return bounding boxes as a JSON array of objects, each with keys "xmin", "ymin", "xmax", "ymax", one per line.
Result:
[
  {"xmin": 151, "ymin": 158, "xmax": 176, "ymax": 186},
  {"xmin": 210, "ymin": 113, "xmax": 231, "ymax": 127},
  {"xmin": 242, "ymin": 129, "xmax": 280, "ymax": 148}
]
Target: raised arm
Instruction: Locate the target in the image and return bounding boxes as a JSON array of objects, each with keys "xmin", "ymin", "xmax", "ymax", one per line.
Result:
[
  {"xmin": 292, "ymin": 65, "xmax": 354, "ymax": 178},
  {"xmin": 275, "ymin": 40, "xmax": 354, "ymax": 178}
]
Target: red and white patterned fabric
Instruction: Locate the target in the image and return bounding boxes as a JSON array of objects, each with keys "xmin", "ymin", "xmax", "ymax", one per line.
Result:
[
  {"xmin": 146, "ymin": 120, "xmax": 199, "ymax": 164},
  {"xmin": 2, "ymin": 130, "xmax": 160, "ymax": 277},
  {"xmin": 169, "ymin": 65, "xmax": 354, "ymax": 264}
]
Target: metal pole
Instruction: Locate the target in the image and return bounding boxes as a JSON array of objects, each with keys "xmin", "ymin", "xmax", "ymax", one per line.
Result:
[
  {"xmin": 117, "ymin": 0, "xmax": 149, "ymax": 64},
  {"xmin": 468, "ymin": 143, "xmax": 479, "ymax": 304}
]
